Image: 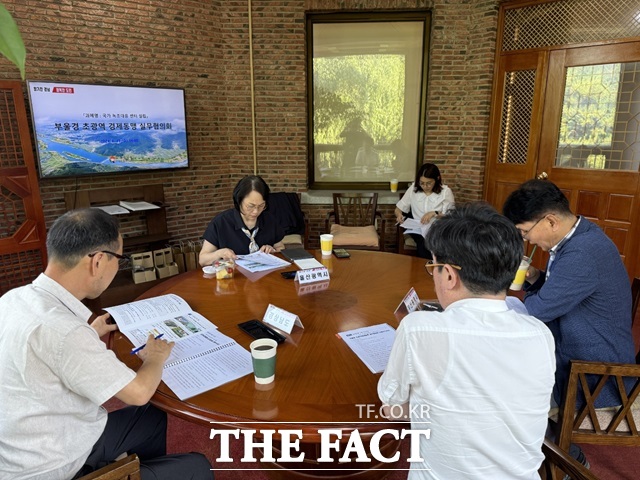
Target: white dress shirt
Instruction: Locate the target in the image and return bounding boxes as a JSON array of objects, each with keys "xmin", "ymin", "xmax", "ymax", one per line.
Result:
[{"xmin": 378, "ymin": 298, "xmax": 555, "ymax": 479}]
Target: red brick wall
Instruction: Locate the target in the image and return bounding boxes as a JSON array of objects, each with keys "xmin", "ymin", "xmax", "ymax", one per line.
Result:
[{"xmin": 0, "ymin": 0, "xmax": 499, "ymax": 252}]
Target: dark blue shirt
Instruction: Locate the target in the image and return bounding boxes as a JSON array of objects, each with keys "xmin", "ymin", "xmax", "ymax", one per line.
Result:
[
  {"xmin": 202, "ymin": 208, "xmax": 285, "ymax": 255},
  {"xmin": 524, "ymin": 217, "xmax": 635, "ymax": 408}
]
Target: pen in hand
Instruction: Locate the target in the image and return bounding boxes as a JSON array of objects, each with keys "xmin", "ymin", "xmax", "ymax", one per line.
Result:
[{"xmin": 130, "ymin": 333, "xmax": 164, "ymax": 355}]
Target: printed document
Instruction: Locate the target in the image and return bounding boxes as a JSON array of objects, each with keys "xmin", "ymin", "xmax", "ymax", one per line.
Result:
[
  {"xmin": 338, "ymin": 323, "xmax": 396, "ymax": 374},
  {"xmin": 235, "ymin": 251, "xmax": 290, "ymax": 272},
  {"xmin": 118, "ymin": 200, "xmax": 160, "ymax": 211},
  {"xmin": 400, "ymin": 218, "xmax": 431, "ymax": 238},
  {"xmin": 106, "ymin": 294, "xmax": 252, "ymax": 400}
]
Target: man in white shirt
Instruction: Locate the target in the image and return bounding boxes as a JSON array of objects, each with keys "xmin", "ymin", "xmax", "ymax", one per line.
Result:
[
  {"xmin": 378, "ymin": 203, "xmax": 556, "ymax": 479},
  {"xmin": 0, "ymin": 208, "xmax": 212, "ymax": 479}
]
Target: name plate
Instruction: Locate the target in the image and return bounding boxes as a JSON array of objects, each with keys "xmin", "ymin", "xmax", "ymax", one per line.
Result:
[
  {"xmin": 393, "ymin": 287, "xmax": 421, "ymax": 319},
  {"xmin": 263, "ymin": 303, "xmax": 304, "ymax": 334},
  {"xmin": 295, "ymin": 267, "xmax": 330, "ymax": 284}
]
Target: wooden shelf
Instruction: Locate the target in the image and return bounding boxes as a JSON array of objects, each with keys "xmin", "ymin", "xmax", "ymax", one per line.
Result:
[{"xmin": 65, "ymin": 184, "xmax": 172, "ymax": 312}]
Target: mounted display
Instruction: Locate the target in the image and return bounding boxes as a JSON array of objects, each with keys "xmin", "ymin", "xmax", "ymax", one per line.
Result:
[{"xmin": 27, "ymin": 81, "xmax": 189, "ymax": 178}]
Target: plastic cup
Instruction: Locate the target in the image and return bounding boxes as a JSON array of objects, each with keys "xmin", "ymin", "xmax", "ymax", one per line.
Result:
[
  {"xmin": 390, "ymin": 179, "xmax": 398, "ymax": 192},
  {"xmin": 320, "ymin": 234, "xmax": 333, "ymax": 256},
  {"xmin": 509, "ymin": 256, "xmax": 531, "ymax": 291},
  {"xmin": 250, "ymin": 338, "xmax": 277, "ymax": 384}
]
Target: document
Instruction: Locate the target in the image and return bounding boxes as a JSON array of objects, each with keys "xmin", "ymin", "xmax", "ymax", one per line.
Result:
[
  {"xmin": 94, "ymin": 205, "xmax": 130, "ymax": 215},
  {"xmin": 119, "ymin": 200, "xmax": 160, "ymax": 211},
  {"xmin": 106, "ymin": 294, "xmax": 252, "ymax": 400},
  {"xmin": 337, "ymin": 323, "xmax": 396, "ymax": 374},
  {"xmin": 235, "ymin": 251, "xmax": 290, "ymax": 273},
  {"xmin": 293, "ymin": 258, "xmax": 324, "ymax": 269},
  {"xmin": 400, "ymin": 218, "xmax": 430, "ymax": 238}
]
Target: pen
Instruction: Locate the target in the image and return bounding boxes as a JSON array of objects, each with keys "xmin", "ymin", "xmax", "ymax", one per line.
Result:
[{"xmin": 130, "ymin": 333, "xmax": 164, "ymax": 354}]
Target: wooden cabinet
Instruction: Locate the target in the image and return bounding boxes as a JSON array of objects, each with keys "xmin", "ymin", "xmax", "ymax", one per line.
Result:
[{"xmin": 64, "ymin": 184, "xmax": 171, "ymax": 310}]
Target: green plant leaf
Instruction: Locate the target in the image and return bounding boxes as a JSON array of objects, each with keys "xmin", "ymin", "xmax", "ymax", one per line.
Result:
[{"xmin": 0, "ymin": 3, "xmax": 26, "ymax": 80}]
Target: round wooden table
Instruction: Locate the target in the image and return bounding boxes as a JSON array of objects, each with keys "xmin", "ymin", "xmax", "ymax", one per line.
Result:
[{"xmin": 111, "ymin": 250, "xmax": 434, "ymax": 479}]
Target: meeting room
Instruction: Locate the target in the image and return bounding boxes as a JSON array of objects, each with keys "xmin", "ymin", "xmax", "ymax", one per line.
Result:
[{"xmin": 1, "ymin": 0, "xmax": 640, "ymax": 479}]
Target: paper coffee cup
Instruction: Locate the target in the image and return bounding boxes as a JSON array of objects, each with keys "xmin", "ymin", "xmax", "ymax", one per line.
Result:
[
  {"xmin": 509, "ymin": 256, "xmax": 531, "ymax": 291},
  {"xmin": 390, "ymin": 179, "xmax": 398, "ymax": 192},
  {"xmin": 250, "ymin": 338, "xmax": 277, "ymax": 384},
  {"xmin": 320, "ymin": 234, "xmax": 333, "ymax": 256}
]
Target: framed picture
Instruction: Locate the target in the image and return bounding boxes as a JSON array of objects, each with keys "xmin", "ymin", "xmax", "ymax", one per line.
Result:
[{"xmin": 306, "ymin": 11, "xmax": 431, "ymax": 190}]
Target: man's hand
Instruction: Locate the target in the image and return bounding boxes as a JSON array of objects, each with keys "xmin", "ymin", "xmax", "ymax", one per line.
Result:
[
  {"xmin": 526, "ymin": 265, "xmax": 541, "ymax": 285},
  {"xmin": 136, "ymin": 333, "xmax": 174, "ymax": 363},
  {"xmin": 90, "ymin": 313, "xmax": 118, "ymax": 337}
]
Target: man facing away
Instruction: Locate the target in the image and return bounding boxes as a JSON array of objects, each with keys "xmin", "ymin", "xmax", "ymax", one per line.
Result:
[
  {"xmin": 502, "ymin": 179, "xmax": 635, "ymax": 409},
  {"xmin": 378, "ymin": 202, "xmax": 556, "ymax": 479},
  {"xmin": 0, "ymin": 208, "xmax": 212, "ymax": 479}
]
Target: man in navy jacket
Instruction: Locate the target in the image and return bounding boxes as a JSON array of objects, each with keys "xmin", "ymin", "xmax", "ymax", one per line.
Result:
[{"xmin": 503, "ymin": 179, "xmax": 635, "ymax": 409}]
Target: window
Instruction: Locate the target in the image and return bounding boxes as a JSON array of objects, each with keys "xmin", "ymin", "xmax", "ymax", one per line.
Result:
[{"xmin": 306, "ymin": 11, "xmax": 431, "ymax": 189}]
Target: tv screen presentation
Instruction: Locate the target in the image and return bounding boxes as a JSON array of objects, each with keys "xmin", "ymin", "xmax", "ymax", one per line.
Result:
[{"xmin": 27, "ymin": 81, "xmax": 189, "ymax": 178}]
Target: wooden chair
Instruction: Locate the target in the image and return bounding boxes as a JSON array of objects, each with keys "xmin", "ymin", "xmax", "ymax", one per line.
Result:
[
  {"xmin": 325, "ymin": 193, "xmax": 385, "ymax": 251},
  {"xmin": 556, "ymin": 360, "xmax": 640, "ymax": 456},
  {"xmin": 633, "ymin": 277, "xmax": 640, "ymax": 363},
  {"xmin": 395, "ymin": 194, "xmax": 417, "ymax": 255},
  {"xmin": 539, "ymin": 438, "xmax": 598, "ymax": 480},
  {"xmin": 77, "ymin": 454, "xmax": 141, "ymax": 480},
  {"xmin": 267, "ymin": 192, "xmax": 309, "ymax": 248}
]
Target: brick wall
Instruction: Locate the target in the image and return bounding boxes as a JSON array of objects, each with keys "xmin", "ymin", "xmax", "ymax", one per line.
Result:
[{"xmin": 0, "ymin": 0, "xmax": 500, "ymax": 252}]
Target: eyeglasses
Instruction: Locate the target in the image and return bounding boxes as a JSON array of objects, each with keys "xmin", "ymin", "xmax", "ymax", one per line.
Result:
[
  {"xmin": 242, "ymin": 202, "xmax": 266, "ymax": 213},
  {"xmin": 518, "ymin": 215, "xmax": 547, "ymax": 239},
  {"xmin": 88, "ymin": 250, "xmax": 131, "ymax": 268},
  {"xmin": 419, "ymin": 180, "xmax": 436, "ymax": 188},
  {"xmin": 424, "ymin": 260, "xmax": 462, "ymax": 276}
]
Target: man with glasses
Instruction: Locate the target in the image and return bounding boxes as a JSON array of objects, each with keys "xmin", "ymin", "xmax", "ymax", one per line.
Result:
[
  {"xmin": 0, "ymin": 209, "xmax": 212, "ymax": 479},
  {"xmin": 378, "ymin": 203, "xmax": 555, "ymax": 479},
  {"xmin": 503, "ymin": 179, "xmax": 635, "ymax": 467}
]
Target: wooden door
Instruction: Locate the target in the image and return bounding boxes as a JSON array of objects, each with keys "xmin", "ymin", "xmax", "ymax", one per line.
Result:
[
  {"xmin": 0, "ymin": 81, "xmax": 47, "ymax": 295},
  {"xmin": 537, "ymin": 42, "xmax": 640, "ymax": 276},
  {"xmin": 484, "ymin": 50, "xmax": 548, "ymax": 211}
]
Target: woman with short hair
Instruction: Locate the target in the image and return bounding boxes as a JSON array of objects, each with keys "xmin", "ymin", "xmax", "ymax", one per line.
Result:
[{"xmin": 199, "ymin": 175, "xmax": 285, "ymax": 266}]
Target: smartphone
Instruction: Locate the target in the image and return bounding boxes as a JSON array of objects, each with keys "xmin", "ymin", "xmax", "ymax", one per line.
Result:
[
  {"xmin": 421, "ymin": 301, "xmax": 444, "ymax": 312},
  {"xmin": 280, "ymin": 270, "xmax": 297, "ymax": 279},
  {"xmin": 237, "ymin": 320, "xmax": 286, "ymax": 344},
  {"xmin": 333, "ymin": 248, "xmax": 350, "ymax": 258}
]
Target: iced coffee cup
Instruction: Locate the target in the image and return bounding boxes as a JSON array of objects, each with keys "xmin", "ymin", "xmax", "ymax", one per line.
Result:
[{"xmin": 509, "ymin": 256, "xmax": 531, "ymax": 291}]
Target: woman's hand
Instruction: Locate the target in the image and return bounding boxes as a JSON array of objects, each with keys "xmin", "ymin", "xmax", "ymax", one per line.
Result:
[
  {"xmin": 259, "ymin": 245, "xmax": 277, "ymax": 254},
  {"xmin": 420, "ymin": 211, "xmax": 437, "ymax": 224},
  {"xmin": 215, "ymin": 248, "xmax": 237, "ymax": 261}
]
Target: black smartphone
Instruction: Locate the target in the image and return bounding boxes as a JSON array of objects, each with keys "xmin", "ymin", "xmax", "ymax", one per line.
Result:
[
  {"xmin": 421, "ymin": 301, "xmax": 444, "ymax": 312},
  {"xmin": 333, "ymin": 248, "xmax": 350, "ymax": 258},
  {"xmin": 237, "ymin": 320, "xmax": 286, "ymax": 344},
  {"xmin": 280, "ymin": 270, "xmax": 297, "ymax": 279}
]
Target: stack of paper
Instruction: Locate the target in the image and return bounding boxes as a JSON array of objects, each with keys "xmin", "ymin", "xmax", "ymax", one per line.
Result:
[
  {"xmin": 106, "ymin": 294, "xmax": 252, "ymax": 400},
  {"xmin": 338, "ymin": 323, "xmax": 396, "ymax": 374},
  {"xmin": 400, "ymin": 218, "xmax": 431, "ymax": 238},
  {"xmin": 94, "ymin": 205, "xmax": 130, "ymax": 215},
  {"xmin": 235, "ymin": 252, "xmax": 290, "ymax": 273},
  {"xmin": 119, "ymin": 200, "xmax": 160, "ymax": 211}
]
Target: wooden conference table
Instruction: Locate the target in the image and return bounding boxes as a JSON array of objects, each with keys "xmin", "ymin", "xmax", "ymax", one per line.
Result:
[{"xmin": 111, "ymin": 250, "xmax": 435, "ymax": 479}]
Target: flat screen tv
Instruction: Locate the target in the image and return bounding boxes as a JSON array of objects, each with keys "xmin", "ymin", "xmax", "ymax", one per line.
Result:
[{"xmin": 26, "ymin": 81, "xmax": 189, "ymax": 179}]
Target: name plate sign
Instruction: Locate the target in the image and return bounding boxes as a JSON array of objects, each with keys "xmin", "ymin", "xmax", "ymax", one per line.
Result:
[
  {"xmin": 295, "ymin": 267, "xmax": 330, "ymax": 285},
  {"xmin": 263, "ymin": 303, "xmax": 304, "ymax": 334},
  {"xmin": 393, "ymin": 287, "xmax": 421, "ymax": 320}
]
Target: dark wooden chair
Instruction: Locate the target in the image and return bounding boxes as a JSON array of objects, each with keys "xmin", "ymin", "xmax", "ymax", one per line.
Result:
[
  {"xmin": 325, "ymin": 193, "xmax": 385, "ymax": 251},
  {"xmin": 395, "ymin": 193, "xmax": 417, "ymax": 256},
  {"xmin": 539, "ymin": 438, "xmax": 598, "ymax": 480},
  {"xmin": 267, "ymin": 192, "xmax": 309, "ymax": 248},
  {"xmin": 633, "ymin": 277, "xmax": 640, "ymax": 363},
  {"xmin": 556, "ymin": 360, "xmax": 640, "ymax": 455},
  {"xmin": 77, "ymin": 454, "xmax": 141, "ymax": 480}
]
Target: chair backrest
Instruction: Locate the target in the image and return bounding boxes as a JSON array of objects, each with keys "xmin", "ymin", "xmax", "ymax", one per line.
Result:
[
  {"xmin": 557, "ymin": 360, "xmax": 640, "ymax": 453},
  {"xmin": 539, "ymin": 438, "xmax": 598, "ymax": 480},
  {"xmin": 632, "ymin": 277, "xmax": 640, "ymax": 326},
  {"xmin": 332, "ymin": 193, "xmax": 378, "ymax": 227},
  {"xmin": 77, "ymin": 454, "xmax": 141, "ymax": 480}
]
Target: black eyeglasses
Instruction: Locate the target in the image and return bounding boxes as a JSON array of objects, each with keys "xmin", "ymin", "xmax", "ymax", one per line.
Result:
[
  {"xmin": 88, "ymin": 250, "xmax": 131, "ymax": 268},
  {"xmin": 424, "ymin": 260, "xmax": 462, "ymax": 276},
  {"xmin": 518, "ymin": 215, "xmax": 547, "ymax": 239}
]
